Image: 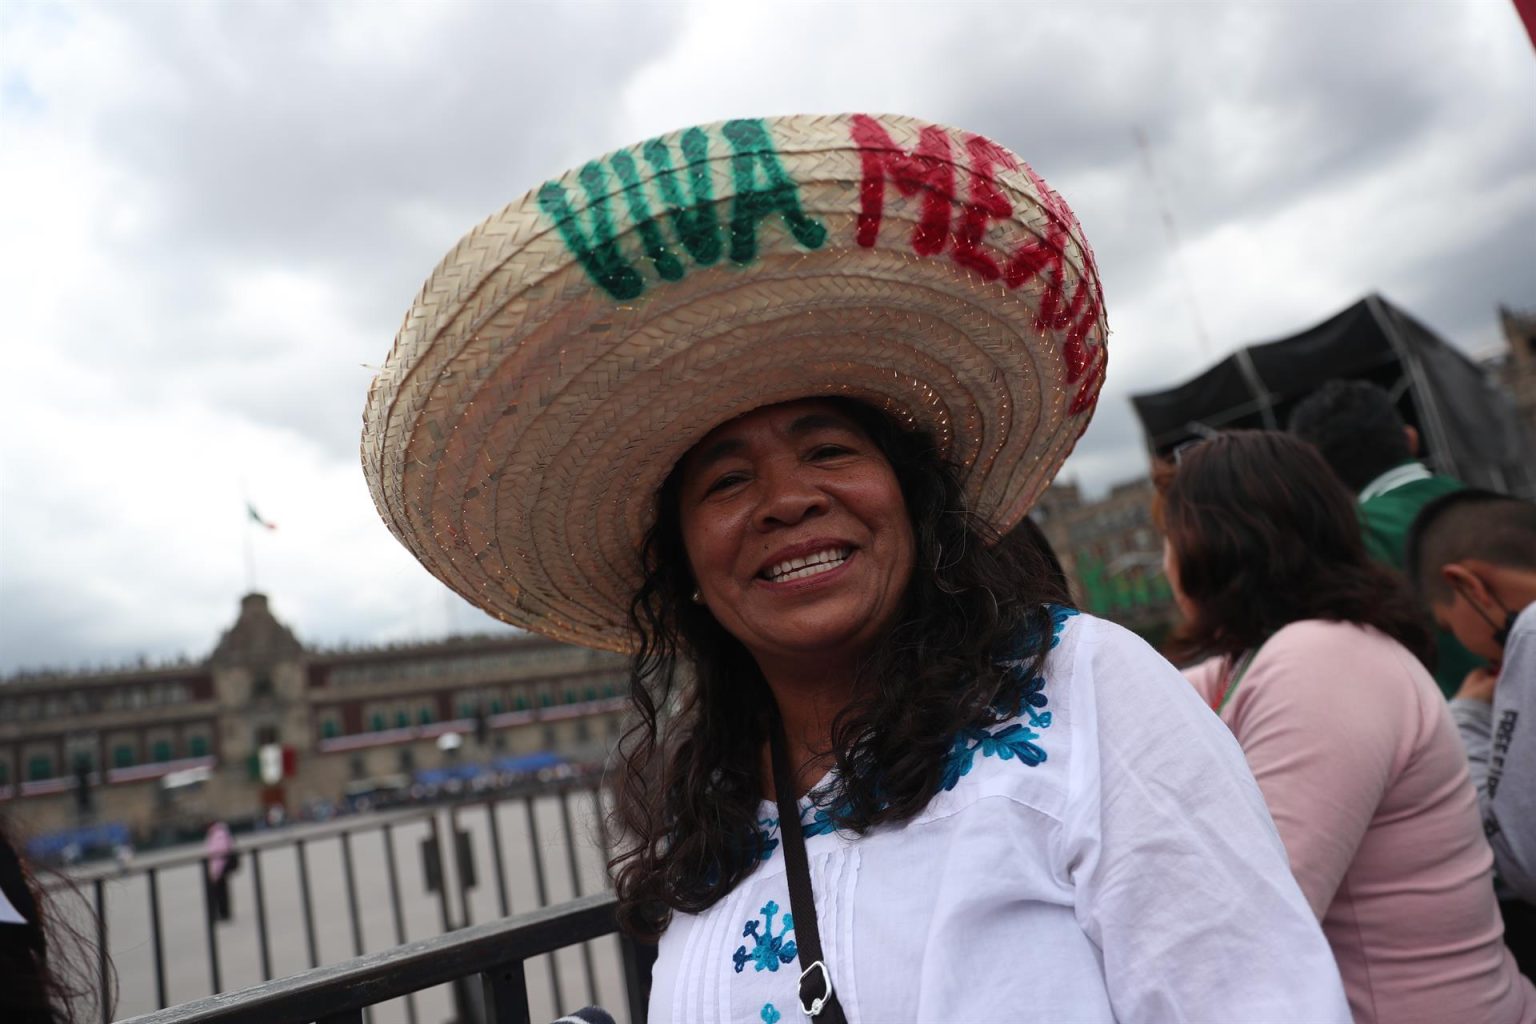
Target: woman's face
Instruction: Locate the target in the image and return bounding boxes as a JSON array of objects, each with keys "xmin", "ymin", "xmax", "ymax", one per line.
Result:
[{"xmin": 675, "ymin": 400, "xmax": 916, "ymax": 671}]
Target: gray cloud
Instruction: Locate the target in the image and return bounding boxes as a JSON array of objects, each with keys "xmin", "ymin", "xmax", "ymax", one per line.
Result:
[
  {"xmin": 3, "ymin": 0, "xmax": 1533, "ymax": 672},
  {"xmin": 55, "ymin": 1, "xmax": 688, "ymax": 456}
]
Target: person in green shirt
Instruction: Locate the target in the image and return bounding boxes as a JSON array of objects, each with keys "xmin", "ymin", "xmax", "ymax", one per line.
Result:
[{"xmin": 1289, "ymin": 379, "xmax": 1482, "ymax": 697}]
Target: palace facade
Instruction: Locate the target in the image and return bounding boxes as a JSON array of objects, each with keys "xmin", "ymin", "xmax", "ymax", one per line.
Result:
[{"xmin": 0, "ymin": 593, "xmax": 628, "ymax": 838}]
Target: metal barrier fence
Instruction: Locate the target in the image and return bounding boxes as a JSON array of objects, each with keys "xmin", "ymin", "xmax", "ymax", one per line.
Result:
[
  {"xmin": 44, "ymin": 781, "xmax": 623, "ymax": 1022},
  {"xmin": 113, "ymin": 892, "xmax": 657, "ymax": 1024}
]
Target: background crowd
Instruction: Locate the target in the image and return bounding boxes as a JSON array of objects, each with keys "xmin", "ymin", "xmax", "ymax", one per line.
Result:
[{"xmin": 1156, "ymin": 378, "xmax": 1535, "ymax": 1017}]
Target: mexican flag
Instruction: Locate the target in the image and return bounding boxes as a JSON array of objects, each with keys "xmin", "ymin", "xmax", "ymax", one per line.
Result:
[{"xmin": 246, "ymin": 503, "xmax": 277, "ymax": 531}]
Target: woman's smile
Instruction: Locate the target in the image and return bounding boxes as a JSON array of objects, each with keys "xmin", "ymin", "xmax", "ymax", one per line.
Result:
[{"xmin": 755, "ymin": 540, "xmax": 854, "ymax": 580}]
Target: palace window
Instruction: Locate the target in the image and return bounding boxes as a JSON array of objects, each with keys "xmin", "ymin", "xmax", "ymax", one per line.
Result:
[
  {"xmin": 27, "ymin": 756, "xmax": 52, "ymax": 781},
  {"xmin": 151, "ymin": 740, "xmax": 173, "ymax": 763},
  {"xmin": 394, "ymin": 709, "xmax": 410, "ymax": 729},
  {"xmin": 321, "ymin": 718, "xmax": 340, "ymax": 740},
  {"xmin": 0, "ymin": 761, "xmax": 8, "ymax": 786},
  {"xmin": 114, "ymin": 745, "xmax": 135, "ymax": 768},
  {"xmin": 189, "ymin": 735, "xmax": 209, "ymax": 758},
  {"xmin": 417, "ymin": 707, "xmax": 433, "ymax": 725},
  {"xmin": 370, "ymin": 712, "xmax": 386, "ymax": 732},
  {"xmin": 514, "ymin": 693, "xmax": 529, "ymax": 712}
]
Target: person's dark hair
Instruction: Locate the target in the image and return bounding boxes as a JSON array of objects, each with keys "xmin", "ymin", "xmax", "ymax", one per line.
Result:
[
  {"xmin": 1155, "ymin": 430, "xmax": 1432, "ymax": 667},
  {"xmin": 995, "ymin": 515, "xmax": 1071, "ymax": 606},
  {"xmin": 1406, "ymin": 489, "xmax": 1536, "ymax": 603},
  {"xmin": 0, "ymin": 818, "xmax": 114, "ymax": 1024},
  {"xmin": 1287, "ymin": 379, "xmax": 1413, "ymax": 492},
  {"xmin": 610, "ymin": 399, "xmax": 1070, "ymax": 937}
]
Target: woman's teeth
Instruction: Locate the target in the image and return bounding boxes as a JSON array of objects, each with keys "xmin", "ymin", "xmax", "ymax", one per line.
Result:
[{"xmin": 763, "ymin": 548, "xmax": 851, "ymax": 582}]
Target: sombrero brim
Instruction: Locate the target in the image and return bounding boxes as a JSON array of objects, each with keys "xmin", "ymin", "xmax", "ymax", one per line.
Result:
[{"xmin": 362, "ymin": 113, "xmax": 1107, "ymax": 652}]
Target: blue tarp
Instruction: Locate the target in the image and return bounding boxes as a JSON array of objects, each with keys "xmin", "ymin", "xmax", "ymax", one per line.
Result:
[
  {"xmin": 411, "ymin": 758, "xmax": 568, "ymax": 792},
  {"xmin": 26, "ymin": 821, "xmax": 131, "ymax": 861},
  {"xmin": 412, "ymin": 763, "xmax": 485, "ymax": 786},
  {"xmin": 412, "ymin": 752, "xmax": 565, "ymax": 788},
  {"xmin": 491, "ymin": 752, "xmax": 565, "ymax": 775}
]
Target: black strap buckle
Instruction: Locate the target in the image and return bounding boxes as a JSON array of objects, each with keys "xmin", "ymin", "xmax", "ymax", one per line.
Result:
[{"xmin": 799, "ymin": 959, "xmax": 834, "ymax": 1017}]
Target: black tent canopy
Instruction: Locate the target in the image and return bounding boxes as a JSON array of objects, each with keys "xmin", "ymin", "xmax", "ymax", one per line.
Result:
[{"xmin": 1130, "ymin": 295, "xmax": 1533, "ymax": 495}]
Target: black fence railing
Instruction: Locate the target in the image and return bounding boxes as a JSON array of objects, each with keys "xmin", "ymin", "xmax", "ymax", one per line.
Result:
[
  {"xmin": 43, "ymin": 781, "xmax": 618, "ymax": 1021},
  {"xmin": 113, "ymin": 892, "xmax": 657, "ymax": 1024}
]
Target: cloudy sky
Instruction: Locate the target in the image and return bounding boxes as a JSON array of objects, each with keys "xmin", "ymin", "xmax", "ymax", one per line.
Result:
[{"xmin": 2, "ymin": 0, "xmax": 1533, "ymax": 672}]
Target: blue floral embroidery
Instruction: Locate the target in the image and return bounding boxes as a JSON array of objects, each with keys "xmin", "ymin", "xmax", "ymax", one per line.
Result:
[
  {"xmin": 1044, "ymin": 603, "xmax": 1078, "ymax": 648},
  {"xmin": 1000, "ymin": 602, "xmax": 1077, "ymax": 660},
  {"xmin": 732, "ymin": 901, "xmax": 797, "ymax": 973},
  {"xmin": 754, "ymin": 792, "xmax": 847, "ymax": 850},
  {"xmin": 801, "ymin": 803, "xmax": 841, "ymax": 838},
  {"xmin": 942, "ymin": 605, "xmax": 1076, "ymax": 792},
  {"xmin": 756, "ymin": 817, "xmax": 780, "ymax": 861},
  {"xmin": 761, "ymin": 1004, "xmax": 782, "ymax": 1023}
]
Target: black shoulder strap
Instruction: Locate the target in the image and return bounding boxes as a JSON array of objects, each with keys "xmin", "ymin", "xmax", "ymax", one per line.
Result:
[{"xmin": 770, "ymin": 721, "xmax": 848, "ymax": 1023}]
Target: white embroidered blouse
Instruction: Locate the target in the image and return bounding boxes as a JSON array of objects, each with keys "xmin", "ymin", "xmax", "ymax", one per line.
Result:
[{"xmin": 647, "ymin": 611, "xmax": 1350, "ymax": 1023}]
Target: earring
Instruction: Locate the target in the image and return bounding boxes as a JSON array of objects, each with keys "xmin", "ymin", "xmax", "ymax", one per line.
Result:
[{"xmin": 691, "ymin": 589, "xmax": 703, "ymax": 604}]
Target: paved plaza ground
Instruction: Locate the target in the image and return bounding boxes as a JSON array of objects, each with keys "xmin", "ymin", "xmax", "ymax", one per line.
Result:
[{"xmin": 51, "ymin": 790, "xmax": 630, "ymax": 1023}]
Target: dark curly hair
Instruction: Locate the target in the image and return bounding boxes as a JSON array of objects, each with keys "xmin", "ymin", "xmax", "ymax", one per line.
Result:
[
  {"xmin": 609, "ymin": 399, "xmax": 1071, "ymax": 938},
  {"xmin": 1155, "ymin": 430, "xmax": 1432, "ymax": 668}
]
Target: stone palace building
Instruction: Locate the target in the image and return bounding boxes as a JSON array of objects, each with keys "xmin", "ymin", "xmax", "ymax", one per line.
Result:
[{"xmin": 0, "ymin": 594, "xmax": 628, "ymax": 838}]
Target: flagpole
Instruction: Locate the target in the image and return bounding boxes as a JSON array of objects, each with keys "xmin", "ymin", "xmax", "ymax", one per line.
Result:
[
  {"xmin": 241, "ymin": 495, "xmax": 278, "ymax": 593},
  {"xmin": 241, "ymin": 477, "xmax": 256, "ymax": 594},
  {"xmin": 243, "ymin": 519, "xmax": 256, "ymax": 594}
]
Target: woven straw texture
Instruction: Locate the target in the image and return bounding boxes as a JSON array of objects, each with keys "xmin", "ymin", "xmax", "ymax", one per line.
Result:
[{"xmin": 361, "ymin": 113, "xmax": 1108, "ymax": 652}]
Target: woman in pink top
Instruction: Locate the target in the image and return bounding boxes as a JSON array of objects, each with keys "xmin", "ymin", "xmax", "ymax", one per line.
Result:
[{"xmin": 1158, "ymin": 431, "xmax": 1534, "ymax": 1024}]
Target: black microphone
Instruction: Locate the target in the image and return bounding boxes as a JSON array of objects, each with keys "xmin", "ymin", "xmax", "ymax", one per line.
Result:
[{"xmin": 550, "ymin": 1008, "xmax": 617, "ymax": 1024}]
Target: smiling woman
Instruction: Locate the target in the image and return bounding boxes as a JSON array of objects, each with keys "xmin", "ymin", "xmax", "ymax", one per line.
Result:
[{"xmin": 361, "ymin": 113, "xmax": 1351, "ymax": 1022}]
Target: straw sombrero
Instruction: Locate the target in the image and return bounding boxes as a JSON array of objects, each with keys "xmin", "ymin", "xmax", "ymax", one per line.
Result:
[{"xmin": 362, "ymin": 113, "xmax": 1108, "ymax": 652}]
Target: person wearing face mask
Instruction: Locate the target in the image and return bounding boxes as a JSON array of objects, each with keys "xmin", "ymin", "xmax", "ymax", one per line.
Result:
[{"xmin": 1408, "ymin": 489, "xmax": 1536, "ymax": 975}]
